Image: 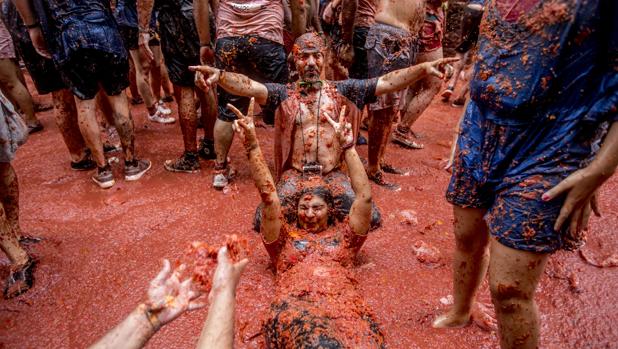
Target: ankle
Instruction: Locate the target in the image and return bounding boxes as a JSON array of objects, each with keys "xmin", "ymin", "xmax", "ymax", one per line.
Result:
[{"xmin": 147, "ymin": 105, "xmax": 157, "ymax": 115}]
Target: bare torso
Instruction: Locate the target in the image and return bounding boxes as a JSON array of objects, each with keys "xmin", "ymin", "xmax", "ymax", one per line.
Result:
[
  {"xmin": 290, "ymin": 87, "xmax": 341, "ymax": 174},
  {"xmin": 375, "ymin": 0, "xmax": 426, "ymax": 33}
]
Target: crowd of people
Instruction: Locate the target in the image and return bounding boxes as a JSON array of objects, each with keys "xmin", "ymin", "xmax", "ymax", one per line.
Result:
[{"xmin": 0, "ymin": 0, "xmax": 616, "ymax": 348}]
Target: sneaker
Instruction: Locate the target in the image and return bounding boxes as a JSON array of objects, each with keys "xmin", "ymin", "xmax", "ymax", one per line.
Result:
[
  {"xmin": 27, "ymin": 122, "xmax": 44, "ymax": 134},
  {"xmin": 368, "ymin": 171, "xmax": 401, "ymax": 191},
  {"xmin": 4, "ymin": 258, "xmax": 36, "ymax": 299},
  {"xmin": 441, "ymin": 86, "xmax": 454, "ymax": 102},
  {"xmin": 157, "ymin": 101, "xmax": 172, "ymax": 115},
  {"xmin": 92, "ymin": 166, "xmax": 115, "ymax": 189},
  {"xmin": 164, "ymin": 152, "xmax": 200, "ymax": 173},
  {"xmin": 162, "ymin": 95, "xmax": 174, "ymax": 103},
  {"xmin": 392, "ymin": 128, "xmax": 424, "ymax": 149},
  {"xmin": 71, "ymin": 157, "xmax": 96, "ymax": 171},
  {"xmin": 103, "ymin": 142, "xmax": 121, "ymax": 154},
  {"xmin": 148, "ymin": 109, "xmax": 175, "ymax": 124},
  {"xmin": 131, "ymin": 97, "xmax": 144, "ymax": 105},
  {"xmin": 198, "ymin": 138, "xmax": 216, "ymax": 160},
  {"xmin": 213, "ymin": 164, "xmax": 233, "ymax": 190},
  {"xmin": 381, "ymin": 163, "xmax": 408, "ymax": 175},
  {"xmin": 452, "ymin": 97, "xmax": 466, "ymax": 107},
  {"xmin": 124, "ymin": 159, "xmax": 152, "ymax": 181}
]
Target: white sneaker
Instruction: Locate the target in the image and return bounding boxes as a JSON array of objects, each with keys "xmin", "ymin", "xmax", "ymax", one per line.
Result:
[
  {"xmin": 157, "ymin": 101, "xmax": 172, "ymax": 115},
  {"xmin": 148, "ymin": 109, "xmax": 175, "ymax": 124},
  {"xmin": 213, "ymin": 173, "xmax": 229, "ymax": 190}
]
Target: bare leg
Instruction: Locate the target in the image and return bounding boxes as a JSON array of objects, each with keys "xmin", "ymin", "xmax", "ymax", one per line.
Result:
[
  {"xmin": 441, "ymin": 51, "xmax": 466, "ymax": 101},
  {"xmin": 214, "ymin": 118, "xmax": 234, "ymax": 166},
  {"xmin": 489, "ymin": 240, "xmax": 548, "ymax": 349},
  {"xmin": 129, "ymin": 49, "xmax": 157, "ymax": 115},
  {"xmin": 0, "ymin": 162, "xmax": 20, "ymax": 239},
  {"xmin": 0, "ymin": 59, "xmax": 40, "ymax": 128},
  {"xmin": 175, "ymin": 85, "xmax": 198, "ymax": 152},
  {"xmin": 149, "ymin": 45, "xmax": 164, "ymax": 101},
  {"xmin": 0, "ymin": 163, "xmax": 27, "ymax": 265},
  {"xmin": 74, "ymin": 97, "xmax": 106, "ymax": 167},
  {"xmin": 128, "ymin": 59, "xmax": 141, "ymax": 102},
  {"xmin": 52, "ymin": 89, "xmax": 89, "ymax": 162},
  {"xmin": 399, "ymin": 49, "xmax": 443, "ymax": 132},
  {"xmin": 105, "ymin": 91, "xmax": 135, "ymax": 162},
  {"xmin": 434, "ymin": 206, "xmax": 490, "ymax": 328},
  {"xmin": 198, "ymin": 87, "xmax": 216, "ymax": 141},
  {"xmin": 367, "ymin": 108, "xmax": 394, "ymax": 173}
]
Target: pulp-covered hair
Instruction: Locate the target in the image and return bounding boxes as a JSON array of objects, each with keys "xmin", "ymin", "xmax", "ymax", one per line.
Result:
[{"xmin": 295, "ymin": 185, "xmax": 336, "ymax": 227}]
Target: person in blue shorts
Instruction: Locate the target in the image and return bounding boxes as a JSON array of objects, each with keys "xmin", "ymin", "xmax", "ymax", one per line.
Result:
[{"xmin": 433, "ymin": 1, "xmax": 618, "ymax": 349}]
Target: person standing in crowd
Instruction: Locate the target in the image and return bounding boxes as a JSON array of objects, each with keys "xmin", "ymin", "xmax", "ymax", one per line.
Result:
[
  {"xmin": 435, "ymin": 2, "xmax": 617, "ymax": 349},
  {"xmin": 14, "ymin": 0, "xmax": 151, "ymax": 188}
]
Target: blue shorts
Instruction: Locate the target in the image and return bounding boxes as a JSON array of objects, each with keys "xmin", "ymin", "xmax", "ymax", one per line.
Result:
[{"xmin": 446, "ymin": 101, "xmax": 606, "ymax": 253}]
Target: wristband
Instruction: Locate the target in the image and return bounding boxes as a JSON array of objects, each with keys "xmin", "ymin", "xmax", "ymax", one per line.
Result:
[
  {"xmin": 143, "ymin": 305, "xmax": 162, "ymax": 332},
  {"xmin": 25, "ymin": 22, "xmax": 40, "ymax": 29},
  {"xmin": 342, "ymin": 141, "xmax": 354, "ymax": 151},
  {"xmin": 138, "ymin": 27, "xmax": 150, "ymax": 34},
  {"xmin": 200, "ymin": 42, "xmax": 213, "ymax": 49}
]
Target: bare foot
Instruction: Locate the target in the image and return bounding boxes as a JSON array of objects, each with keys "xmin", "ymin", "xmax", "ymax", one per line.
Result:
[
  {"xmin": 432, "ymin": 303, "xmax": 497, "ymax": 332},
  {"xmin": 432, "ymin": 310, "xmax": 470, "ymax": 328},
  {"xmin": 470, "ymin": 302, "xmax": 497, "ymax": 332}
]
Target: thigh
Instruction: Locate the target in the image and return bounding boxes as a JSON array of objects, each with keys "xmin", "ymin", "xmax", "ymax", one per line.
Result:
[
  {"xmin": 453, "ymin": 206, "xmax": 488, "ymax": 244},
  {"xmin": 0, "ymin": 58, "xmax": 20, "ymax": 84}
]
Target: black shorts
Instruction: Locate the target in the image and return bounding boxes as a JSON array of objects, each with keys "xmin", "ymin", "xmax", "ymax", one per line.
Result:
[
  {"xmin": 59, "ymin": 49, "xmax": 129, "ymax": 100},
  {"xmin": 348, "ymin": 26, "xmax": 370, "ymax": 79},
  {"xmin": 118, "ymin": 25, "xmax": 139, "ymax": 51},
  {"xmin": 215, "ymin": 35, "xmax": 288, "ymax": 123},
  {"xmin": 1, "ymin": 1, "xmax": 65, "ymax": 94},
  {"xmin": 157, "ymin": 11, "xmax": 200, "ymax": 87},
  {"xmin": 455, "ymin": 5, "xmax": 484, "ymax": 54}
]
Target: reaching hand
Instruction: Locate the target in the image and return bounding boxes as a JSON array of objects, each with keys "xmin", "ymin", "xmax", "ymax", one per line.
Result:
[
  {"xmin": 189, "ymin": 65, "xmax": 221, "ymax": 91},
  {"xmin": 138, "ymin": 32, "xmax": 154, "ymax": 62},
  {"xmin": 542, "ymin": 166, "xmax": 607, "ymax": 237},
  {"xmin": 425, "ymin": 57, "xmax": 460, "ymax": 79},
  {"xmin": 228, "ymin": 97, "xmax": 259, "ymax": 150},
  {"xmin": 28, "ymin": 28, "xmax": 51, "ymax": 59},
  {"xmin": 324, "ymin": 106, "xmax": 354, "ymax": 148},
  {"xmin": 209, "ymin": 247, "xmax": 249, "ymax": 301},
  {"xmin": 146, "ymin": 259, "xmax": 206, "ymax": 327}
]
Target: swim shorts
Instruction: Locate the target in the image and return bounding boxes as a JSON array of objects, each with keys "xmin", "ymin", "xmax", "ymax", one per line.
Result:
[
  {"xmin": 446, "ymin": 100, "xmax": 607, "ymax": 253},
  {"xmin": 215, "ymin": 35, "xmax": 288, "ymax": 123},
  {"xmin": 419, "ymin": 2, "xmax": 445, "ymax": 53},
  {"xmin": 157, "ymin": 10, "xmax": 200, "ymax": 87},
  {"xmin": 366, "ymin": 22, "xmax": 418, "ymax": 111},
  {"xmin": 59, "ymin": 49, "xmax": 129, "ymax": 100},
  {"xmin": 455, "ymin": 4, "xmax": 484, "ymax": 54},
  {"xmin": 348, "ymin": 26, "xmax": 370, "ymax": 79},
  {"xmin": 1, "ymin": 1, "xmax": 65, "ymax": 94}
]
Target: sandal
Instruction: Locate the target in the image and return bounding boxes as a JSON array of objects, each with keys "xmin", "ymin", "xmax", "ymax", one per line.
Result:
[
  {"xmin": 4, "ymin": 258, "xmax": 36, "ymax": 299},
  {"xmin": 368, "ymin": 171, "xmax": 401, "ymax": 191}
]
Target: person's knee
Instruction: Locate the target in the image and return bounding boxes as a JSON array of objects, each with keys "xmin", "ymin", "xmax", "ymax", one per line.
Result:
[{"xmin": 490, "ymin": 280, "xmax": 532, "ymax": 313}]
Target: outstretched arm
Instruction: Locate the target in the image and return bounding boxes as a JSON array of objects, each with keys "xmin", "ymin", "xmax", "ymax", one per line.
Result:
[
  {"xmin": 227, "ymin": 99, "xmax": 282, "ymax": 243},
  {"xmin": 196, "ymin": 247, "xmax": 249, "ymax": 349},
  {"xmin": 375, "ymin": 57, "xmax": 459, "ymax": 96},
  {"xmin": 189, "ymin": 65, "xmax": 269, "ymax": 105},
  {"xmin": 325, "ymin": 107, "xmax": 371, "ymax": 235},
  {"xmin": 89, "ymin": 260, "xmax": 205, "ymax": 349},
  {"xmin": 544, "ymin": 121, "xmax": 618, "ymax": 235}
]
